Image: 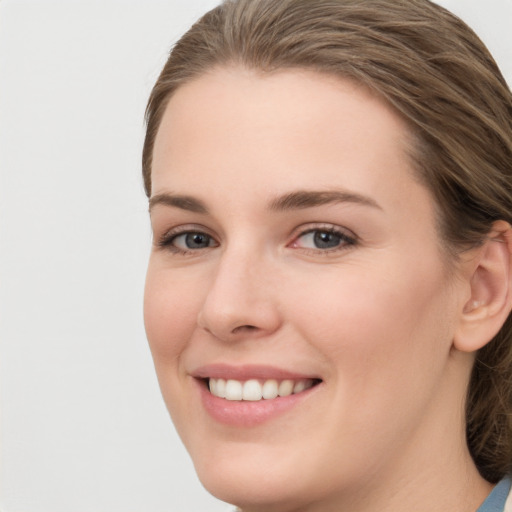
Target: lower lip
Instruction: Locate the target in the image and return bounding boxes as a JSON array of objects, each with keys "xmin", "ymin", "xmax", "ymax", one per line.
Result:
[{"xmin": 197, "ymin": 380, "xmax": 320, "ymax": 427}]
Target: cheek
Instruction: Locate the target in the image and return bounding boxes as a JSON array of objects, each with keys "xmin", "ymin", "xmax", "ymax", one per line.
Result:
[
  {"xmin": 287, "ymin": 260, "xmax": 455, "ymax": 393},
  {"xmin": 278, "ymin": 262, "xmax": 457, "ymax": 472},
  {"xmin": 143, "ymin": 264, "xmax": 201, "ymax": 365}
]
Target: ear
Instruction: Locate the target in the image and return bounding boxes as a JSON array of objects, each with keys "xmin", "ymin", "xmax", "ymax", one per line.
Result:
[{"xmin": 453, "ymin": 220, "xmax": 512, "ymax": 353}]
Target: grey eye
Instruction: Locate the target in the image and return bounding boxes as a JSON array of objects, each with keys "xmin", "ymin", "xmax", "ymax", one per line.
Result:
[
  {"xmin": 173, "ymin": 232, "xmax": 214, "ymax": 250},
  {"xmin": 297, "ymin": 230, "xmax": 343, "ymax": 249},
  {"xmin": 312, "ymin": 231, "xmax": 342, "ymax": 249}
]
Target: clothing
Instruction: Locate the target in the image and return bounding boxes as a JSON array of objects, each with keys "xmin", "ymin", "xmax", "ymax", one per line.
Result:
[{"xmin": 477, "ymin": 476, "xmax": 512, "ymax": 512}]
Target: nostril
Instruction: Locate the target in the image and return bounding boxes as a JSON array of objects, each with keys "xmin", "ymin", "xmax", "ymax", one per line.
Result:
[{"xmin": 232, "ymin": 325, "xmax": 257, "ymax": 334}]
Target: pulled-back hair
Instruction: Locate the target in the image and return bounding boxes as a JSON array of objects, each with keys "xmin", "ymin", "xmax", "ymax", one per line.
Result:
[{"xmin": 142, "ymin": 0, "xmax": 512, "ymax": 482}]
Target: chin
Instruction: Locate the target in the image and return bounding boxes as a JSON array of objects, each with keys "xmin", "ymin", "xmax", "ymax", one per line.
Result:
[
  {"xmin": 188, "ymin": 439, "xmax": 356, "ymax": 512},
  {"xmin": 197, "ymin": 466, "xmax": 309, "ymax": 512}
]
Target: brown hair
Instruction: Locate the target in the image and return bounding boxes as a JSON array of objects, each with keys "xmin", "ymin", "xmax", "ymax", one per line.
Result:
[{"xmin": 143, "ymin": 0, "xmax": 512, "ymax": 482}]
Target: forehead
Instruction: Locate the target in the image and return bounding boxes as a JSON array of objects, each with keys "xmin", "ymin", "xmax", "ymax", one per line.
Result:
[
  {"xmin": 150, "ymin": 67, "xmax": 434, "ymax": 232},
  {"xmin": 153, "ymin": 68, "xmax": 409, "ymax": 179}
]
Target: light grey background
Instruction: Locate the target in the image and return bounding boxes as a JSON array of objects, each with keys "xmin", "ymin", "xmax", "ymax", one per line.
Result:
[{"xmin": 0, "ymin": 1, "xmax": 510, "ymax": 511}]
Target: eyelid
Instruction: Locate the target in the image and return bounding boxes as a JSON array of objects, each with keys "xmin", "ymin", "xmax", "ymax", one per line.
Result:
[
  {"xmin": 288, "ymin": 223, "xmax": 358, "ymax": 252},
  {"xmin": 289, "ymin": 222, "xmax": 356, "ymax": 239},
  {"xmin": 155, "ymin": 224, "xmax": 219, "ymax": 251},
  {"xmin": 153, "ymin": 222, "xmax": 357, "ymax": 255}
]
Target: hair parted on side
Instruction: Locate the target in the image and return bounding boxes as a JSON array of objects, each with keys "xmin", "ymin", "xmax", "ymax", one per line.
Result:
[{"xmin": 143, "ymin": 0, "xmax": 512, "ymax": 483}]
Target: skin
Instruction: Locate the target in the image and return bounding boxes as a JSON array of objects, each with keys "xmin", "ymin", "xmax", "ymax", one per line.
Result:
[{"xmin": 144, "ymin": 67, "xmax": 494, "ymax": 512}]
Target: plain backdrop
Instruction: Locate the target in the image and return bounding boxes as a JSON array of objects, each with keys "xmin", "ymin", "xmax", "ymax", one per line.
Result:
[{"xmin": 0, "ymin": 1, "xmax": 511, "ymax": 511}]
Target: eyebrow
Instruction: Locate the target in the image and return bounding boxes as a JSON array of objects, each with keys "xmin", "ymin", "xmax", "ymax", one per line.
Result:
[
  {"xmin": 268, "ymin": 190, "xmax": 382, "ymax": 211},
  {"xmin": 148, "ymin": 189, "xmax": 382, "ymax": 214},
  {"xmin": 149, "ymin": 193, "xmax": 209, "ymax": 214}
]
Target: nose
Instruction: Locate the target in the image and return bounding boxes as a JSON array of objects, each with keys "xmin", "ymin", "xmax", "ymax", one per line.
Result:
[{"xmin": 197, "ymin": 247, "xmax": 282, "ymax": 342}]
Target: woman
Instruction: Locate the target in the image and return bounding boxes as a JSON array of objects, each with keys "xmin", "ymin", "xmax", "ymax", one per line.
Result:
[{"xmin": 142, "ymin": 1, "xmax": 512, "ymax": 510}]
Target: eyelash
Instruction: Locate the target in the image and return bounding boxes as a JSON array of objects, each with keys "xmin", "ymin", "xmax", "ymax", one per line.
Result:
[
  {"xmin": 157, "ymin": 225, "xmax": 218, "ymax": 255},
  {"xmin": 289, "ymin": 224, "xmax": 358, "ymax": 255},
  {"xmin": 156, "ymin": 224, "xmax": 358, "ymax": 256}
]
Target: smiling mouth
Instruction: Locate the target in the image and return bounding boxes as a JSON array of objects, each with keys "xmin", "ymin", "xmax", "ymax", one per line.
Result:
[{"xmin": 207, "ymin": 377, "xmax": 321, "ymax": 401}]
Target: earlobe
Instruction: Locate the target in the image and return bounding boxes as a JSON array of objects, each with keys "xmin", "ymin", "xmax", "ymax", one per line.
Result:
[{"xmin": 454, "ymin": 221, "xmax": 512, "ymax": 353}]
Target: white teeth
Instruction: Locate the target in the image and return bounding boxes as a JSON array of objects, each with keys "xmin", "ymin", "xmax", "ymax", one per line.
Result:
[
  {"xmin": 262, "ymin": 379, "xmax": 279, "ymax": 399},
  {"xmin": 225, "ymin": 379, "xmax": 243, "ymax": 400},
  {"xmin": 294, "ymin": 380, "xmax": 314, "ymax": 393},
  {"xmin": 216, "ymin": 378, "xmax": 226, "ymax": 398},
  {"xmin": 293, "ymin": 380, "xmax": 306, "ymax": 394},
  {"xmin": 242, "ymin": 379, "xmax": 262, "ymax": 401},
  {"xmin": 208, "ymin": 377, "xmax": 316, "ymax": 401},
  {"xmin": 278, "ymin": 379, "xmax": 294, "ymax": 397}
]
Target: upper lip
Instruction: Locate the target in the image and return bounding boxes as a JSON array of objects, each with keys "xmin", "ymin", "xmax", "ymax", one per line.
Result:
[{"xmin": 191, "ymin": 363, "xmax": 321, "ymax": 381}]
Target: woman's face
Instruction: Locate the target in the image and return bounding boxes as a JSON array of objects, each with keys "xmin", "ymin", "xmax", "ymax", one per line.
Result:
[{"xmin": 145, "ymin": 68, "xmax": 470, "ymax": 509}]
